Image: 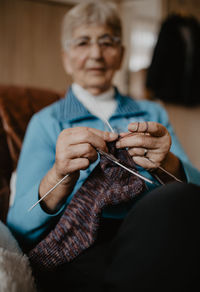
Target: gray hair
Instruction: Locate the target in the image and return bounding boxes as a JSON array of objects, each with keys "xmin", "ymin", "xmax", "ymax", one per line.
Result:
[{"xmin": 61, "ymin": 0, "xmax": 122, "ymax": 51}]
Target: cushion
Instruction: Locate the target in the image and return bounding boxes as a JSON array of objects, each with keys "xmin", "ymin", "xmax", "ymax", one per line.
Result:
[{"xmin": 0, "ymin": 85, "xmax": 62, "ymax": 222}]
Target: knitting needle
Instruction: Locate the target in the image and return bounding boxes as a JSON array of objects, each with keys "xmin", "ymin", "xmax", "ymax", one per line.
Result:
[
  {"xmin": 28, "ymin": 147, "xmax": 155, "ymax": 212},
  {"xmin": 103, "ymin": 119, "xmax": 183, "ymax": 184},
  {"xmin": 150, "ymin": 161, "xmax": 183, "ymax": 183},
  {"xmin": 28, "ymin": 173, "xmax": 70, "ymax": 212},
  {"xmin": 102, "ymin": 117, "xmax": 115, "ymax": 133},
  {"xmin": 97, "ymin": 149, "xmax": 156, "ymax": 185},
  {"xmin": 29, "ymin": 119, "xmax": 179, "ymax": 211},
  {"xmin": 99, "ymin": 119, "xmax": 155, "ymax": 185},
  {"xmin": 28, "ymin": 117, "xmax": 118, "ymax": 212}
]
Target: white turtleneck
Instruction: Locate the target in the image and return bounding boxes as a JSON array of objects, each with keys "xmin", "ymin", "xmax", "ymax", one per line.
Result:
[{"xmin": 72, "ymin": 83, "xmax": 117, "ymax": 122}]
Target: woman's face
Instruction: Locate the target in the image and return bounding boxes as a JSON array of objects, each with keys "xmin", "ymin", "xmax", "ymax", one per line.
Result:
[{"xmin": 62, "ymin": 24, "xmax": 124, "ymax": 95}]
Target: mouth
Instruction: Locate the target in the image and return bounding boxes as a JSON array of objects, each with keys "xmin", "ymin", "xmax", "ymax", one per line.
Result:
[
  {"xmin": 87, "ymin": 66, "xmax": 105, "ymax": 71},
  {"xmin": 86, "ymin": 68, "xmax": 106, "ymax": 75},
  {"xmin": 87, "ymin": 67, "xmax": 105, "ymax": 71}
]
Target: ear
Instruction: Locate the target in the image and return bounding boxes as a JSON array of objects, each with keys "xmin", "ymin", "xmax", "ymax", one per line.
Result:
[
  {"xmin": 116, "ymin": 45, "xmax": 125, "ymax": 70},
  {"xmin": 62, "ymin": 50, "xmax": 73, "ymax": 75}
]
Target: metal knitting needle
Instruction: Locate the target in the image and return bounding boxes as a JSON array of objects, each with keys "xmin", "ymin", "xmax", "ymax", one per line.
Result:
[
  {"xmin": 28, "ymin": 120, "xmax": 180, "ymax": 211},
  {"xmin": 154, "ymin": 164, "xmax": 183, "ymax": 183},
  {"xmin": 97, "ymin": 149, "xmax": 156, "ymax": 185},
  {"xmin": 28, "ymin": 148, "xmax": 155, "ymax": 212},
  {"xmin": 28, "ymin": 120, "xmax": 115, "ymax": 212},
  {"xmin": 102, "ymin": 117, "xmax": 115, "ymax": 133},
  {"xmin": 103, "ymin": 119, "xmax": 183, "ymax": 184},
  {"xmin": 28, "ymin": 173, "xmax": 70, "ymax": 212},
  {"xmin": 100, "ymin": 119, "xmax": 155, "ymax": 184}
]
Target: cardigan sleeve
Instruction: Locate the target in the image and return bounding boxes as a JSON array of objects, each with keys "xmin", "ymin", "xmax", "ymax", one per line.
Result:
[{"xmin": 7, "ymin": 111, "xmax": 66, "ymax": 249}]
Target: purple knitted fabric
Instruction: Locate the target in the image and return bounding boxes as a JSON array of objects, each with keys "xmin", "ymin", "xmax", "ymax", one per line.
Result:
[{"xmin": 28, "ymin": 142, "xmax": 146, "ymax": 271}]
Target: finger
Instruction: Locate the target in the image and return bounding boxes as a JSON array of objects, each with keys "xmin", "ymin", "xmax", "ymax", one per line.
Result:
[
  {"xmin": 64, "ymin": 143, "xmax": 98, "ymax": 162},
  {"xmin": 128, "ymin": 122, "xmax": 167, "ymax": 137},
  {"xmin": 65, "ymin": 158, "xmax": 90, "ymax": 173},
  {"xmin": 128, "ymin": 147, "xmax": 163, "ymax": 160},
  {"xmin": 55, "ymin": 155, "xmax": 91, "ymax": 175},
  {"xmin": 88, "ymin": 128, "xmax": 118, "ymax": 142},
  {"xmin": 119, "ymin": 132, "xmax": 129, "ymax": 137},
  {"xmin": 119, "ymin": 132, "xmax": 137, "ymax": 138},
  {"xmin": 116, "ymin": 133, "xmax": 158, "ymax": 149},
  {"xmin": 132, "ymin": 156, "xmax": 159, "ymax": 170},
  {"xmin": 129, "ymin": 147, "xmax": 166, "ymax": 162},
  {"xmin": 128, "ymin": 147, "xmax": 149, "ymax": 157},
  {"xmin": 61, "ymin": 127, "xmax": 117, "ymax": 151}
]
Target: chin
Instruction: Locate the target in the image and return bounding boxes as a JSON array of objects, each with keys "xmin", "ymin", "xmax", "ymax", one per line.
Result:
[
  {"xmin": 86, "ymin": 85, "xmax": 110, "ymax": 95},
  {"xmin": 86, "ymin": 77, "xmax": 109, "ymax": 87}
]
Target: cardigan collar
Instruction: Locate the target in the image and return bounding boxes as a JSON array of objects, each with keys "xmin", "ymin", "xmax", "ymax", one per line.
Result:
[{"xmin": 59, "ymin": 86, "xmax": 144, "ymax": 122}]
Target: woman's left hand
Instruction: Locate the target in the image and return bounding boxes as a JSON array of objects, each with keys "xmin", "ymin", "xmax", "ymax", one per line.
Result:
[{"xmin": 116, "ymin": 121, "xmax": 172, "ymax": 170}]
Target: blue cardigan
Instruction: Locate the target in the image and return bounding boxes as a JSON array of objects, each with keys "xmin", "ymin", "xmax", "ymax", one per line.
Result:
[{"xmin": 7, "ymin": 87, "xmax": 200, "ymax": 247}]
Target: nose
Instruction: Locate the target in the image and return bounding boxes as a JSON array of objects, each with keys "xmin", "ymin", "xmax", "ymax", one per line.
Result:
[{"xmin": 89, "ymin": 43, "xmax": 103, "ymax": 59}]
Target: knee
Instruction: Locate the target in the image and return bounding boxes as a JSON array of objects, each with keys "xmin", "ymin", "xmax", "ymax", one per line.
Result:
[
  {"xmin": 136, "ymin": 181, "xmax": 200, "ymax": 213},
  {"xmin": 124, "ymin": 182, "xmax": 200, "ymax": 233}
]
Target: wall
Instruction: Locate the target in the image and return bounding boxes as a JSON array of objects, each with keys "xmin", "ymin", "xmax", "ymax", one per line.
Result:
[
  {"xmin": 120, "ymin": 0, "xmax": 200, "ymax": 170},
  {"xmin": 0, "ymin": 0, "xmax": 72, "ymax": 93},
  {"xmin": 1, "ymin": 0, "xmax": 200, "ymax": 170},
  {"xmin": 163, "ymin": 103, "xmax": 200, "ymax": 170},
  {"xmin": 118, "ymin": 0, "xmax": 164, "ymax": 96},
  {"xmin": 0, "ymin": 0, "xmax": 125, "ymax": 93}
]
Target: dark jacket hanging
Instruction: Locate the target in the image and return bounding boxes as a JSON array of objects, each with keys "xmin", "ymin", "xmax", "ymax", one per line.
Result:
[{"xmin": 146, "ymin": 14, "xmax": 200, "ymax": 106}]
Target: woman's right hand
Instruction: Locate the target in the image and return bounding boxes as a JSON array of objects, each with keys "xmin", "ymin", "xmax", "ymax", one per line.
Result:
[{"xmin": 39, "ymin": 127, "xmax": 118, "ymax": 213}]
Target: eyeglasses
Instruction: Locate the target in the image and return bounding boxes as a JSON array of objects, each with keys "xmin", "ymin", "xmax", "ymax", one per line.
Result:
[{"xmin": 65, "ymin": 34, "xmax": 121, "ymax": 51}]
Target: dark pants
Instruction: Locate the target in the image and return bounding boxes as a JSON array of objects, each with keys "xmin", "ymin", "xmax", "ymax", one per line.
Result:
[{"xmin": 37, "ymin": 182, "xmax": 200, "ymax": 292}]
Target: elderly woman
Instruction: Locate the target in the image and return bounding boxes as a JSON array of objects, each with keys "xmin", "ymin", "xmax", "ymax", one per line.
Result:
[{"xmin": 7, "ymin": 1, "xmax": 200, "ymax": 291}]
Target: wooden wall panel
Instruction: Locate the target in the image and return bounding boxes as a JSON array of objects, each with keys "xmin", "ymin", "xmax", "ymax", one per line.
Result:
[{"xmin": 0, "ymin": 0, "xmax": 72, "ymax": 93}]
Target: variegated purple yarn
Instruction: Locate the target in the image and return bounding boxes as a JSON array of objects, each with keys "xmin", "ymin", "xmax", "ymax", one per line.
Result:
[{"xmin": 28, "ymin": 142, "xmax": 146, "ymax": 271}]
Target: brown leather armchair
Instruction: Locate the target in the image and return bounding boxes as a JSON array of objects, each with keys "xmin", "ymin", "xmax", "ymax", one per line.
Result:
[{"xmin": 0, "ymin": 85, "xmax": 62, "ymax": 222}]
